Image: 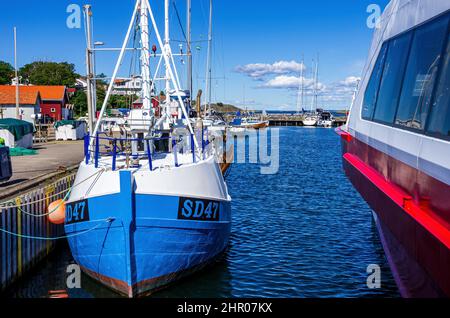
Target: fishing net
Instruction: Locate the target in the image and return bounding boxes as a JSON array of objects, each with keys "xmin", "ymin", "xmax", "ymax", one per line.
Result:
[{"xmin": 9, "ymin": 147, "xmax": 38, "ymax": 157}]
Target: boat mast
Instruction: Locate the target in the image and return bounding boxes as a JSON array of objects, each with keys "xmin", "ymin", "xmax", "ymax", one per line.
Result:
[
  {"xmin": 140, "ymin": 0, "xmax": 152, "ymax": 110},
  {"xmin": 187, "ymin": 0, "xmax": 192, "ymax": 105},
  {"xmin": 313, "ymin": 54, "xmax": 319, "ymax": 112},
  {"xmin": 204, "ymin": 0, "xmax": 213, "ymax": 117},
  {"xmin": 301, "ymin": 56, "xmax": 305, "ymax": 114},
  {"xmin": 14, "ymin": 27, "xmax": 19, "ymax": 120},
  {"xmin": 91, "ymin": 0, "xmax": 199, "ymax": 149},
  {"xmin": 296, "ymin": 55, "xmax": 304, "ymax": 115},
  {"xmin": 164, "ymin": 0, "xmax": 171, "ymax": 103},
  {"xmin": 84, "ymin": 5, "xmax": 95, "ymax": 134}
]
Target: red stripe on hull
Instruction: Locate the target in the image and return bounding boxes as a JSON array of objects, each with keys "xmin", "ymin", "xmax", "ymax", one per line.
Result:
[{"xmin": 340, "ymin": 132, "xmax": 450, "ymax": 297}]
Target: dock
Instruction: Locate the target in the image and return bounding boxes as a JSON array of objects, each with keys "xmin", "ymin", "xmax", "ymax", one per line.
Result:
[
  {"xmin": 5, "ymin": 141, "xmax": 83, "ymax": 185},
  {"xmin": 267, "ymin": 115, "xmax": 347, "ymax": 127},
  {"xmin": 0, "ymin": 141, "xmax": 83, "ymax": 293}
]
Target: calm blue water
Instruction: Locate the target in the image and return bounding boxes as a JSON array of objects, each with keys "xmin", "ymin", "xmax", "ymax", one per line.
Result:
[{"xmin": 6, "ymin": 127, "xmax": 399, "ymax": 298}]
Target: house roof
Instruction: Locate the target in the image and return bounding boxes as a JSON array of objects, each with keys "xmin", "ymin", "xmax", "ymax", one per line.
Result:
[
  {"xmin": 0, "ymin": 85, "xmax": 66, "ymax": 105},
  {"xmin": 28, "ymin": 85, "xmax": 67, "ymax": 101},
  {"xmin": 0, "ymin": 86, "xmax": 41, "ymax": 105}
]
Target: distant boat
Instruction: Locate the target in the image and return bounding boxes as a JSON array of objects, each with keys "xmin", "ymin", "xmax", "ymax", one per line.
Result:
[
  {"xmin": 317, "ymin": 111, "xmax": 334, "ymax": 128},
  {"xmin": 302, "ymin": 115, "xmax": 318, "ymax": 127},
  {"xmin": 231, "ymin": 111, "xmax": 269, "ymax": 130},
  {"xmin": 302, "ymin": 56, "xmax": 321, "ymax": 127}
]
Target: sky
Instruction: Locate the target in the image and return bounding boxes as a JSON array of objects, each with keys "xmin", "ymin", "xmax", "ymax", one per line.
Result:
[{"xmin": 0, "ymin": 0, "xmax": 390, "ymax": 110}]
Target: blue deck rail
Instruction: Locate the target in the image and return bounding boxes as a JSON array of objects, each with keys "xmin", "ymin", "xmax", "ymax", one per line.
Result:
[{"xmin": 84, "ymin": 130, "xmax": 211, "ymax": 171}]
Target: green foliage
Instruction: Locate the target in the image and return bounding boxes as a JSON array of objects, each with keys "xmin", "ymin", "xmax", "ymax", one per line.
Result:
[
  {"xmin": 19, "ymin": 61, "xmax": 78, "ymax": 86},
  {"xmin": 0, "ymin": 61, "xmax": 14, "ymax": 85},
  {"xmin": 71, "ymin": 90, "xmax": 88, "ymax": 118},
  {"xmin": 108, "ymin": 94, "xmax": 138, "ymax": 109},
  {"xmin": 71, "ymin": 89, "xmax": 137, "ymax": 117}
]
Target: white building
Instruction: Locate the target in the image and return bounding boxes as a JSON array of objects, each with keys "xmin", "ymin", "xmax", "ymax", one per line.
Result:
[{"xmin": 112, "ymin": 76, "xmax": 143, "ymax": 96}]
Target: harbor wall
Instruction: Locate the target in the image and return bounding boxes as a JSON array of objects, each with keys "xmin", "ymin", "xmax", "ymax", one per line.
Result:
[{"xmin": 0, "ymin": 173, "xmax": 76, "ymax": 293}]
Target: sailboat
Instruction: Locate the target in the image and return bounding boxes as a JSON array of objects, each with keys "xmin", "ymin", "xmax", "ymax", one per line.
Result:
[
  {"xmin": 200, "ymin": 0, "xmax": 230, "ymax": 134},
  {"xmin": 64, "ymin": 0, "xmax": 232, "ymax": 297},
  {"xmin": 302, "ymin": 58, "xmax": 320, "ymax": 127}
]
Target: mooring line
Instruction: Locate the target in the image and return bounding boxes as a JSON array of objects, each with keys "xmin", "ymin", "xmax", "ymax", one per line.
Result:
[
  {"xmin": 0, "ymin": 221, "xmax": 111, "ymax": 241},
  {"xmin": 13, "ymin": 189, "xmax": 72, "ymax": 218},
  {"xmin": 0, "ymin": 169, "xmax": 105, "ymax": 213}
]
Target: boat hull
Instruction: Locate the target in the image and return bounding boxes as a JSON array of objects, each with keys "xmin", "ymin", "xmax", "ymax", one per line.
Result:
[
  {"xmin": 338, "ymin": 130, "xmax": 450, "ymax": 297},
  {"xmin": 302, "ymin": 119, "xmax": 317, "ymax": 127},
  {"xmin": 65, "ymin": 162, "xmax": 231, "ymax": 297}
]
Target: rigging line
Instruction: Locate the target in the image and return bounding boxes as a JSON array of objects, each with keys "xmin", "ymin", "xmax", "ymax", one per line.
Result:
[
  {"xmin": 172, "ymin": 1, "xmax": 188, "ymax": 43},
  {"xmin": 0, "ymin": 169, "xmax": 105, "ymax": 210}
]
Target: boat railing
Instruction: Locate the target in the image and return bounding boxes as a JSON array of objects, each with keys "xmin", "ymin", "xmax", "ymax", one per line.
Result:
[{"xmin": 84, "ymin": 130, "xmax": 212, "ymax": 171}]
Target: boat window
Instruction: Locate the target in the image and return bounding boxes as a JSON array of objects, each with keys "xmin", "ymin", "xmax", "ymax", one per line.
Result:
[
  {"xmin": 395, "ymin": 15, "xmax": 449, "ymax": 131},
  {"xmin": 426, "ymin": 21, "xmax": 450, "ymax": 138},
  {"xmin": 361, "ymin": 43, "xmax": 388, "ymax": 120},
  {"xmin": 373, "ymin": 32, "xmax": 412, "ymax": 124}
]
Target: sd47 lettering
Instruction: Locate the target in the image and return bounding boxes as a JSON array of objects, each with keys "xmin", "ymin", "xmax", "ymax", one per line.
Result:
[
  {"xmin": 65, "ymin": 199, "xmax": 90, "ymax": 225},
  {"xmin": 178, "ymin": 197, "xmax": 220, "ymax": 221}
]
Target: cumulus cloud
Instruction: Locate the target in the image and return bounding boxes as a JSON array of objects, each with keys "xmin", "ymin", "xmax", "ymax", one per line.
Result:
[
  {"xmin": 235, "ymin": 60, "xmax": 306, "ymax": 79},
  {"xmin": 259, "ymin": 75, "xmax": 325, "ymax": 92},
  {"xmin": 338, "ymin": 76, "xmax": 361, "ymax": 87},
  {"xmin": 318, "ymin": 76, "xmax": 361, "ymax": 105},
  {"xmin": 280, "ymin": 75, "xmax": 361, "ymax": 107}
]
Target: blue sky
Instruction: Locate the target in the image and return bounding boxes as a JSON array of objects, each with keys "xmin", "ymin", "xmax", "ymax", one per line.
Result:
[{"xmin": 0, "ymin": 0, "xmax": 390, "ymax": 110}]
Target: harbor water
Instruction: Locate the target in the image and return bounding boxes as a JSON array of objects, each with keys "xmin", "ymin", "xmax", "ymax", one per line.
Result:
[{"xmin": 6, "ymin": 127, "xmax": 399, "ymax": 298}]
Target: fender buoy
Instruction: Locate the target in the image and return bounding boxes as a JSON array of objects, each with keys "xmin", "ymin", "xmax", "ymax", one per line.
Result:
[{"xmin": 48, "ymin": 199, "xmax": 66, "ymax": 225}]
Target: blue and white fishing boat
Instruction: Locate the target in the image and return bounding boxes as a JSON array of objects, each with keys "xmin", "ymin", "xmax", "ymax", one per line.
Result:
[{"xmin": 64, "ymin": 0, "xmax": 232, "ymax": 297}]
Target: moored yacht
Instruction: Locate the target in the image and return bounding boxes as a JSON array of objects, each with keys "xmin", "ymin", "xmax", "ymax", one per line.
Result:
[
  {"xmin": 317, "ymin": 111, "xmax": 334, "ymax": 128},
  {"xmin": 337, "ymin": 0, "xmax": 450, "ymax": 297}
]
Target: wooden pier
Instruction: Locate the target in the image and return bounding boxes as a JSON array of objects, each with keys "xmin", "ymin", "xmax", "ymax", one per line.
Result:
[{"xmin": 267, "ymin": 115, "xmax": 347, "ymax": 127}]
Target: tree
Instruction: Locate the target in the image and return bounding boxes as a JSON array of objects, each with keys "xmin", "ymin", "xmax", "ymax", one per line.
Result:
[
  {"xmin": 19, "ymin": 61, "xmax": 78, "ymax": 86},
  {"xmin": 71, "ymin": 90, "xmax": 88, "ymax": 118},
  {"xmin": 0, "ymin": 61, "xmax": 14, "ymax": 85}
]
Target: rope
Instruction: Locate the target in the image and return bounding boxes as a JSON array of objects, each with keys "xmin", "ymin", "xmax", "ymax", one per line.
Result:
[
  {"xmin": 14, "ymin": 189, "xmax": 72, "ymax": 218},
  {"xmin": 0, "ymin": 169, "xmax": 105, "ymax": 211},
  {"xmin": 0, "ymin": 220, "xmax": 113, "ymax": 241}
]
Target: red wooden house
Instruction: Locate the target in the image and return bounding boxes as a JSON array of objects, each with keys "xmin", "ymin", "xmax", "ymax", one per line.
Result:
[{"xmin": 31, "ymin": 86, "xmax": 70, "ymax": 122}]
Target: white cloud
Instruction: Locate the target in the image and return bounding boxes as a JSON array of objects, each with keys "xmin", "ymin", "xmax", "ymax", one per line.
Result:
[
  {"xmin": 338, "ymin": 76, "xmax": 361, "ymax": 87},
  {"xmin": 235, "ymin": 60, "xmax": 306, "ymax": 79},
  {"xmin": 259, "ymin": 75, "xmax": 325, "ymax": 91},
  {"xmin": 317, "ymin": 76, "xmax": 361, "ymax": 106}
]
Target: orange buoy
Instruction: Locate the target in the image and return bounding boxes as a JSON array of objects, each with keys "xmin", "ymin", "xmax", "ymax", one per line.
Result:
[{"xmin": 48, "ymin": 199, "xmax": 66, "ymax": 225}]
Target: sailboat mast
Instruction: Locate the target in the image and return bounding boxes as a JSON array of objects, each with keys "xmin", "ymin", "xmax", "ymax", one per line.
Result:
[
  {"xmin": 296, "ymin": 55, "xmax": 304, "ymax": 114},
  {"xmin": 140, "ymin": 0, "xmax": 152, "ymax": 110},
  {"xmin": 314, "ymin": 55, "xmax": 319, "ymax": 111},
  {"xmin": 301, "ymin": 56, "xmax": 305, "ymax": 113},
  {"xmin": 204, "ymin": 0, "xmax": 213, "ymax": 116}
]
